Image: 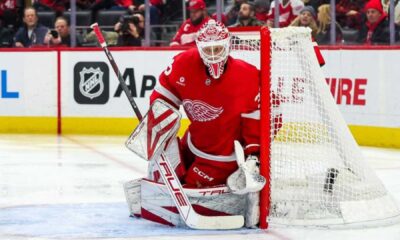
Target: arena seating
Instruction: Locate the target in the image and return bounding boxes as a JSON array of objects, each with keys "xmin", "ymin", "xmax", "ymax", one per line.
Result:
[
  {"xmin": 96, "ymin": 10, "xmax": 127, "ymax": 30},
  {"xmin": 342, "ymin": 28, "xmax": 359, "ymax": 44},
  {"xmin": 37, "ymin": 11, "xmax": 56, "ymax": 28},
  {"xmin": 62, "ymin": 11, "xmax": 92, "ymax": 28}
]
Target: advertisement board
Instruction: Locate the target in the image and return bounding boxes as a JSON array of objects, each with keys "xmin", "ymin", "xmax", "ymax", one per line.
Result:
[
  {"xmin": 0, "ymin": 47, "xmax": 399, "ymax": 146},
  {"xmin": 322, "ymin": 50, "xmax": 400, "ymax": 128},
  {"xmin": 60, "ymin": 50, "xmax": 182, "ymax": 134},
  {"xmin": 0, "ymin": 51, "xmax": 58, "ymax": 133}
]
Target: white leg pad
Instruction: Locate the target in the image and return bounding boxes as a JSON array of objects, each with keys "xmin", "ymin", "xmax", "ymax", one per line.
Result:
[
  {"xmin": 245, "ymin": 192, "xmax": 260, "ymax": 228},
  {"xmin": 138, "ymin": 179, "xmax": 246, "ymax": 227},
  {"xmin": 123, "ymin": 178, "xmax": 142, "ymax": 217}
]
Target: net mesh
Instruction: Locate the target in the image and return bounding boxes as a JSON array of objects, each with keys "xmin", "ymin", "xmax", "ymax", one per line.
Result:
[{"xmin": 230, "ymin": 27, "xmax": 400, "ymax": 227}]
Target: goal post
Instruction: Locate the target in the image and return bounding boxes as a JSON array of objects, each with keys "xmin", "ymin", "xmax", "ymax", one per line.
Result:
[
  {"xmin": 259, "ymin": 26, "xmax": 271, "ymax": 229},
  {"xmin": 229, "ymin": 26, "xmax": 400, "ymax": 229}
]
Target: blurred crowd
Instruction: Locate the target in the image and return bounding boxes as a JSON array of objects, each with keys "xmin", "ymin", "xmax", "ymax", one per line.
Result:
[{"xmin": 0, "ymin": 0, "xmax": 399, "ymax": 47}]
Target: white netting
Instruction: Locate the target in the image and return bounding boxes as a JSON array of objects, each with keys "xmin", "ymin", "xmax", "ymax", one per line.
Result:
[{"xmin": 230, "ymin": 27, "xmax": 400, "ymax": 228}]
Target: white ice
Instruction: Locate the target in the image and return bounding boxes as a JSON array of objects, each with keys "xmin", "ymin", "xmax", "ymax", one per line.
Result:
[{"xmin": 0, "ymin": 134, "xmax": 399, "ymax": 240}]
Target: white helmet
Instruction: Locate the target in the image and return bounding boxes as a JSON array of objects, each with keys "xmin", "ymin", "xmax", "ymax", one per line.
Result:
[{"xmin": 196, "ymin": 19, "xmax": 231, "ymax": 79}]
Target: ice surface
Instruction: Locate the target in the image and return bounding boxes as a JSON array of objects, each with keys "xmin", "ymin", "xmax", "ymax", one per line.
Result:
[{"xmin": 0, "ymin": 134, "xmax": 399, "ymax": 240}]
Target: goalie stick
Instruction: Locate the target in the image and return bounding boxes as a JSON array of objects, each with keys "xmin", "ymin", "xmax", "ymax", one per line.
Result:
[
  {"xmin": 90, "ymin": 23, "xmax": 244, "ymax": 230},
  {"xmin": 90, "ymin": 23, "xmax": 142, "ymax": 120}
]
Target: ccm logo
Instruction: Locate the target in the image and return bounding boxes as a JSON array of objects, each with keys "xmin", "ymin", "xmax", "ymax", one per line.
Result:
[
  {"xmin": 193, "ymin": 167, "xmax": 214, "ymax": 182},
  {"xmin": 159, "ymin": 161, "xmax": 188, "ymax": 207}
]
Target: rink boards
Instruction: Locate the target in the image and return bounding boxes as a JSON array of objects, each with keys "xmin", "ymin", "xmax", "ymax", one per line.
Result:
[{"xmin": 0, "ymin": 47, "xmax": 399, "ymax": 148}]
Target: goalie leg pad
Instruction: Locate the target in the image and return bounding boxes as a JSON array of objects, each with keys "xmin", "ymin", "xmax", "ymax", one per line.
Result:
[
  {"xmin": 123, "ymin": 178, "xmax": 142, "ymax": 217},
  {"xmin": 139, "ymin": 179, "xmax": 246, "ymax": 227},
  {"xmin": 245, "ymin": 192, "xmax": 260, "ymax": 228}
]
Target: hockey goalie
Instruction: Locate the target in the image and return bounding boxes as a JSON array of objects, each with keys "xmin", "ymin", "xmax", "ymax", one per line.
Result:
[{"xmin": 124, "ymin": 20, "xmax": 281, "ymax": 229}]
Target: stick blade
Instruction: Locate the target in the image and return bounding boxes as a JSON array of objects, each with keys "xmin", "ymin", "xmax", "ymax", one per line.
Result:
[{"xmin": 186, "ymin": 211, "xmax": 244, "ymax": 230}]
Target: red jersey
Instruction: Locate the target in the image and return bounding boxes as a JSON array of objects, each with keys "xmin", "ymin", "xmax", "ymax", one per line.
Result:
[
  {"xmin": 115, "ymin": 0, "xmax": 133, "ymax": 7},
  {"xmin": 150, "ymin": 0, "xmax": 163, "ymax": 6},
  {"xmin": 171, "ymin": 17, "xmax": 210, "ymax": 46},
  {"xmin": 255, "ymin": 12, "xmax": 268, "ymax": 22},
  {"xmin": 267, "ymin": 0, "xmax": 304, "ymax": 27},
  {"xmin": 38, "ymin": 0, "xmax": 67, "ymax": 12},
  {"xmin": 150, "ymin": 48, "xmax": 261, "ymax": 159}
]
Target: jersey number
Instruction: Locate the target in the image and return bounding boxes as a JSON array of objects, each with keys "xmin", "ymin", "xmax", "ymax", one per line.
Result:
[{"xmin": 164, "ymin": 59, "xmax": 175, "ymax": 76}]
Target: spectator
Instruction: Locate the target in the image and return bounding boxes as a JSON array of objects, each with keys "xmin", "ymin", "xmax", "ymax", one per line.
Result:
[
  {"xmin": 74, "ymin": 0, "xmax": 136, "ymax": 24},
  {"xmin": 356, "ymin": 0, "xmax": 398, "ymax": 44},
  {"xmin": 290, "ymin": 6, "xmax": 318, "ymax": 38},
  {"xmin": 111, "ymin": 0, "xmax": 135, "ymax": 11},
  {"xmin": 137, "ymin": 0, "xmax": 164, "ymax": 46},
  {"xmin": 381, "ymin": 0, "xmax": 400, "ymax": 26},
  {"xmin": 229, "ymin": 2, "xmax": 263, "ymax": 27},
  {"xmin": 397, "ymin": 4, "xmax": 400, "ymax": 26},
  {"xmin": 76, "ymin": 0, "xmax": 95, "ymax": 10},
  {"xmin": 33, "ymin": 0, "xmax": 68, "ymax": 15},
  {"xmin": 14, "ymin": 7, "xmax": 49, "ymax": 47},
  {"xmin": 0, "ymin": 18, "xmax": 13, "ymax": 47},
  {"xmin": 90, "ymin": 0, "xmax": 114, "ymax": 10},
  {"xmin": 335, "ymin": 0, "xmax": 367, "ymax": 29},
  {"xmin": 136, "ymin": 0, "xmax": 162, "ymax": 29},
  {"xmin": 211, "ymin": 12, "xmax": 228, "ymax": 25},
  {"xmin": 254, "ymin": 0, "xmax": 270, "ymax": 23},
  {"xmin": 155, "ymin": 0, "xmax": 182, "ymax": 23},
  {"xmin": 135, "ymin": 0, "xmax": 164, "ymax": 9},
  {"xmin": 76, "ymin": 0, "xmax": 130, "ymax": 11},
  {"xmin": 85, "ymin": 0, "xmax": 115, "ymax": 19},
  {"xmin": 114, "ymin": 12, "xmax": 144, "ymax": 46},
  {"xmin": 0, "ymin": 0, "xmax": 17, "ymax": 35},
  {"xmin": 44, "ymin": 16, "xmax": 83, "ymax": 47},
  {"xmin": 303, "ymin": 0, "xmax": 329, "ymax": 14},
  {"xmin": 0, "ymin": 0, "xmax": 17, "ymax": 21},
  {"xmin": 316, "ymin": 4, "xmax": 343, "ymax": 44},
  {"xmin": 169, "ymin": 0, "xmax": 210, "ymax": 46},
  {"xmin": 225, "ymin": 0, "xmax": 248, "ymax": 26},
  {"xmin": 267, "ymin": 0, "xmax": 304, "ymax": 27}
]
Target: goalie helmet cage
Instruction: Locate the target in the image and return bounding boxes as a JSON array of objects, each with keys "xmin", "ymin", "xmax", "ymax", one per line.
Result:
[{"xmin": 229, "ymin": 27, "xmax": 400, "ymax": 229}]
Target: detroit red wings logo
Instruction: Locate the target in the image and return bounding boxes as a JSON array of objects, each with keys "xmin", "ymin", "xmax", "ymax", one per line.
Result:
[{"xmin": 183, "ymin": 99, "xmax": 223, "ymax": 122}]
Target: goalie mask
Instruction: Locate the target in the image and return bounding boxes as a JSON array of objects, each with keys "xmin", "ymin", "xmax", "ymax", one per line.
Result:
[{"xmin": 196, "ymin": 19, "xmax": 231, "ymax": 79}]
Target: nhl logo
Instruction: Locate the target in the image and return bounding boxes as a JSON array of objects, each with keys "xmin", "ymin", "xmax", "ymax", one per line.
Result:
[
  {"xmin": 74, "ymin": 62, "xmax": 109, "ymax": 104},
  {"xmin": 79, "ymin": 67, "xmax": 104, "ymax": 99}
]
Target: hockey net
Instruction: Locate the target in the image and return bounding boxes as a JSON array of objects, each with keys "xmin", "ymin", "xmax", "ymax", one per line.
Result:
[{"xmin": 229, "ymin": 27, "xmax": 400, "ymax": 229}]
